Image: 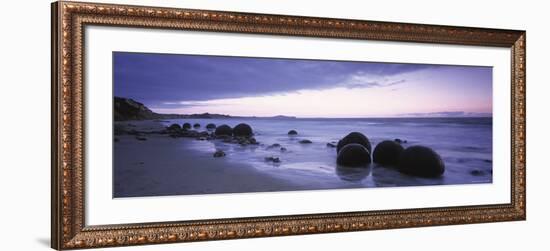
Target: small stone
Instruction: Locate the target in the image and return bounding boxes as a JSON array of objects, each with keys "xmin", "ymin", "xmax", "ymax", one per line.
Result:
[
  {"xmin": 288, "ymin": 130, "xmax": 298, "ymax": 135},
  {"xmin": 265, "ymin": 156, "xmax": 281, "ymax": 163},
  {"xmin": 213, "ymin": 150, "xmax": 226, "ymax": 158},
  {"xmin": 299, "ymin": 139, "xmax": 312, "ymax": 144},
  {"xmin": 326, "ymin": 142, "xmax": 336, "ymax": 148}
]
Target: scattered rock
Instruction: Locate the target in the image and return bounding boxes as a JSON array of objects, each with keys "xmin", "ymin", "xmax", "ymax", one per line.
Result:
[
  {"xmin": 267, "ymin": 143, "xmax": 281, "ymax": 149},
  {"xmin": 326, "ymin": 142, "xmax": 336, "ymax": 148},
  {"xmin": 193, "ymin": 123, "xmax": 201, "ymax": 128},
  {"xmin": 394, "ymin": 138, "xmax": 407, "ymax": 144},
  {"xmin": 135, "ymin": 136, "xmax": 147, "ymax": 141},
  {"xmin": 215, "ymin": 124, "xmax": 233, "ymax": 136},
  {"xmin": 337, "ymin": 132, "xmax": 372, "ymax": 153},
  {"xmin": 299, "ymin": 139, "xmax": 313, "ymax": 144},
  {"xmin": 182, "ymin": 123, "xmax": 192, "ymax": 129},
  {"xmin": 167, "ymin": 124, "xmax": 181, "ymax": 131},
  {"xmin": 206, "ymin": 123, "xmax": 217, "ymax": 130},
  {"xmin": 213, "ymin": 150, "xmax": 226, "ymax": 158},
  {"xmin": 288, "ymin": 130, "xmax": 298, "ymax": 135},
  {"xmin": 233, "ymin": 123, "xmax": 253, "ymax": 137},
  {"xmin": 336, "ymin": 143, "xmax": 371, "ymax": 167},
  {"xmin": 197, "ymin": 137, "xmax": 207, "ymax": 141},
  {"xmin": 373, "ymin": 140, "xmax": 404, "ymax": 165},
  {"xmin": 265, "ymin": 156, "xmax": 281, "ymax": 163},
  {"xmin": 470, "ymin": 169, "xmax": 484, "ymax": 176},
  {"xmin": 398, "ymin": 145, "xmax": 445, "ymax": 177},
  {"xmin": 280, "ymin": 147, "xmax": 287, "ymax": 152}
]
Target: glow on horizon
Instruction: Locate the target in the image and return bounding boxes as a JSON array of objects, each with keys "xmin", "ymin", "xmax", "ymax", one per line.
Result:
[{"xmin": 150, "ymin": 69, "xmax": 492, "ymax": 118}]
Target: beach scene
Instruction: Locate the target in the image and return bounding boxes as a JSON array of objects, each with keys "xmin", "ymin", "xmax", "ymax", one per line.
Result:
[{"xmin": 113, "ymin": 52, "xmax": 493, "ymax": 198}]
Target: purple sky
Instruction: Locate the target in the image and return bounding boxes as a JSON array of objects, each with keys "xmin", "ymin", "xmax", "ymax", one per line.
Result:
[{"xmin": 114, "ymin": 52, "xmax": 492, "ymax": 118}]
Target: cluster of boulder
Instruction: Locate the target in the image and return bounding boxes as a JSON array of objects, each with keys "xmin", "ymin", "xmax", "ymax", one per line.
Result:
[{"xmin": 335, "ymin": 132, "xmax": 445, "ymax": 178}]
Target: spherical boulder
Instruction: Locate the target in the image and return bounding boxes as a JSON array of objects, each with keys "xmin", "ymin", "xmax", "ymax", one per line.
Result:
[
  {"xmin": 233, "ymin": 123, "xmax": 253, "ymax": 137},
  {"xmin": 288, "ymin": 130, "xmax": 298, "ymax": 135},
  {"xmin": 182, "ymin": 123, "xmax": 191, "ymax": 129},
  {"xmin": 336, "ymin": 143, "xmax": 372, "ymax": 167},
  {"xmin": 193, "ymin": 123, "xmax": 201, "ymax": 128},
  {"xmin": 373, "ymin": 140, "xmax": 404, "ymax": 165},
  {"xmin": 214, "ymin": 124, "xmax": 233, "ymax": 136},
  {"xmin": 398, "ymin": 145, "xmax": 445, "ymax": 177},
  {"xmin": 167, "ymin": 123, "xmax": 181, "ymax": 131},
  {"xmin": 337, "ymin": 132, "xmax": 372, "ymax": 153},
  {"xmin": 206, "ymin": 123, "xmax": 217, "ymax": 130}
]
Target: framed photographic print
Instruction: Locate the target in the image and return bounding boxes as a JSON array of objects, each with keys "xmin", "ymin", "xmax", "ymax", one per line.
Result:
[{"xmin": 51, "ymin": 1, "xmax": 526, "ymax": 249}]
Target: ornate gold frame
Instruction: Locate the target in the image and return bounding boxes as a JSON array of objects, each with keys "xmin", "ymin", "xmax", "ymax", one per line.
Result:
[{"xmin": 51, "ymin": 1, "xmax": 526, "ymax": 250}]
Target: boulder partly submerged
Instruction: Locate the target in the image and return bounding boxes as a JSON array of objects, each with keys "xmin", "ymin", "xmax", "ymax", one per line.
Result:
[
  {"xmin": 373, "ymin": 140, "xmax": 404, "ymax": 165},
  {"xmin": 337, "ymin": 132, "xmax": 372, "ymax": 154},
  {"xmin": 337, "ymin": 143, "xmax": 371, "ymax": 167},
  {"xmin": 398, "ymin": 145, "xmax": 445, "ymax": 177},
  {"xmin": 214, "ymin": 124, "xmax": 233, "ymax": 136},
  {"xmin": 233, "ymin": 123, "xmax": 253, "ymax": 137}
]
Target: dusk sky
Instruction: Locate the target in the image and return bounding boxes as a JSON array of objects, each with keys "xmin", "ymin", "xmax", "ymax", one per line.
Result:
[{"xmin": 113, "ymin": 52, "xmax": 492, "ymax": 118}]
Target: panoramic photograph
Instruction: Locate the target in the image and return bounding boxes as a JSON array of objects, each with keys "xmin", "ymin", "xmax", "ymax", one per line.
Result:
[{"xmin": 112, "ymin": 52, "xmax": 493, "ymax": 198}]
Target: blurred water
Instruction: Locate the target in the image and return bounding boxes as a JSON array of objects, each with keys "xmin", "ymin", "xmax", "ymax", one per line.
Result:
[{"xmin": 160, "ymin": 117, "xmax": 492, "ymax": 188}]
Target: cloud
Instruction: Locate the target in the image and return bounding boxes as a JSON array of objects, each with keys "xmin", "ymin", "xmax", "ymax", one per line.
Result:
[{"xmin": 113, "ymin": 52, "xmax": 433, "ymax": 107}]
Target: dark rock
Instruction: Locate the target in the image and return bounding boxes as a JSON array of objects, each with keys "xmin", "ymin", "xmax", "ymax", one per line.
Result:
[
  {"xmin": 336, "ymin": 143, "xmax": 371, "ymax": 167},
  {"xmin": 182, "ymin": 123, "xmax": 192, "ymax": 129},
  {"xmin": 288, "ymin": 130, "xmax": 298, "ymax": 135},
  {"xmin": 135, "ymin": 136, "xmax": 147, "ymax": 141},
  {"xmin": 299, "ymin": 139, "xmax": 312, "ymax": 144},
  {"xmin": 233, "ymin": 123, "xmax": 253, "ymax": 137},
  {"xmin": 199, "ymin": 131, "xmax": 210, "ymax": 137},
  {"xmin": 249, "ymin": 137, "xmax": 258, "ymax": 145},
  {"xmin": 267, "ymin": 143, "xmax": 281, "ymax": 149},
  {"xmin": 265, "ymin": 156, "xmax": 281, "ymax": 163},
  {"xmin": 337, "ymin": 132, "xmax": 372, "ymax": 153},
  {"xmin": 398, "ymin": 145, "xmax": 445, "ymax": 177},
  {"xmin": 167, "ymin": 124, "xmax": 181, "ymax": 131},
  {"xmin": 470, "ymin": 169, "xmax": 485, "ymax": 176},
  {"xmin": 326, "ymin": 142, "xmax": 336, "ymax": 148},
  {"xmin": 206, "ymin": 123, "xmax": 217, "ymax": 130},
  {"xmin": 193, "ymin": 123, "xmax": 201, "ymax": 128},
  {"xmin": 213, "ymin": 150, "xmax": 225, "ymax": 158},
  {"xmin": 373, "ymin": 140, "xmax": 404, "ymax": 165},
  {"xmin": 215, "ymin": 124, "xmax": 233, "ymax": 136},
  {"xmin": 280, "ymin": 147, "xmax": 287, "ymax": 152}
]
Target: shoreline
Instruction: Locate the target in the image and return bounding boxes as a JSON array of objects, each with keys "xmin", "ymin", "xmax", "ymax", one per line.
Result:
[{"xmin": 114, "ymin": 121, "xmax": 305, "ymax": 197}]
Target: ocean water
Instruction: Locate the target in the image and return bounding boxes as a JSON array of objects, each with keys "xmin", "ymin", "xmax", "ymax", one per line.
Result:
[{"xmin": 158, "ymin": 117, "xmax": 493, "ymax": 189}]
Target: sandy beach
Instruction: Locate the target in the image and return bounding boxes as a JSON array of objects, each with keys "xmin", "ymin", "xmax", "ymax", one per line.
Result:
[{"xmin": 114, "ymin": 121, "xmax": 305, "ymax": 197}]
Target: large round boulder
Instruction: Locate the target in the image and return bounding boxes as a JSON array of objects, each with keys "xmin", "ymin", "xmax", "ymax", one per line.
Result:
[
  {"xmin": 373, "ymin": 140, "xmax": 404, "ymax": 165},
  {"xmin": 182, "ymin": 123, "xmax": 191, "ymax": 129},
  {"xmin": 167, "ymin": 123, "xmax": 181, "ymax": 131},
  {"xmin": 288, "ymin": 130, "xmax": 298, "ymax": 135},
  {"xmin": 214, "ymin": 124, "xmax": 233, "ymax": 136},
  {"xmin": 337, "ymin": 132, "xmax": 372, "ymax": 153},
  {"xmin": 398, "ymin": 145, "xmax": 445, "ymax": 177},
  {"xmin": 233, "ymin": 123, "xmax": 253, "ymax": 137},
  {"xmin": 206, "ymin": 123, "xmax": 217, "ymax": 130},
  {"xmin": 336, "ymin": 143, "xmax": 371, "ymax": 167}
]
